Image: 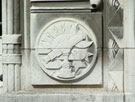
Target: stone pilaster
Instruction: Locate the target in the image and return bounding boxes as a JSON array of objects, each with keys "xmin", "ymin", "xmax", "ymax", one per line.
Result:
[
  {"xmin": 124, "ymin": 0, "xmax": 135, "ymax": 102},
  {"xmin": 2, "ymin": 0, "xmax": 21, "ymax": 92}
]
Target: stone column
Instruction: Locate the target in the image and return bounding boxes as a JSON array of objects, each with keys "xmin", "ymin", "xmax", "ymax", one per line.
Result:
[{"xmin": 2, "ymin": 0, "xmax": 21, "ymax": 92}]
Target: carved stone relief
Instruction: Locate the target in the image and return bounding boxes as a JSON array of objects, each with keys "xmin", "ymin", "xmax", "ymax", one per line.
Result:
[
  {"xmin": 108, "ymin": 39, "xmax": 119, "ymax": 60},
  {"xmin": 35, "ymin": 18, "xmax": 97, "ymax": 81},
  {"xmin": 107, "ymin": 0, "xmax": 124, "ymax": 92}
]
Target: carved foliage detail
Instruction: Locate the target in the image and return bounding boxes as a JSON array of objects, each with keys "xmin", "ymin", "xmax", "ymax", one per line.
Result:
[{"xmin": 36, "ymin": 19, "xmax": 97, "ymax": 81}]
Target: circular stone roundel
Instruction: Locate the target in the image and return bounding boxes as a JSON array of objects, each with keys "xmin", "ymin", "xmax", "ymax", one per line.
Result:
[{"xmin": 35, "ymin": 18, "xmax": 97, "ymax": 81}]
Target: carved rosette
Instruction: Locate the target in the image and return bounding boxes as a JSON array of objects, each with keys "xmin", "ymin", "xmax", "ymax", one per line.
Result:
[{"xmin": 35, "ymin": 18, "xmax": 97, "ymax": 81}]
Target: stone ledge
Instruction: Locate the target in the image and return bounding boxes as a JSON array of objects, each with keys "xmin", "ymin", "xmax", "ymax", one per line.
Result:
[{"xmin": 0, "ymin": 92, "xmax": 126, "ymax": 102}]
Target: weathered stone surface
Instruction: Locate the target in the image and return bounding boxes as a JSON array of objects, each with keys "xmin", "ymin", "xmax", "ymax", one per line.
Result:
[
  {"xmin": 0, "ymin": 0, "xmax": 135, "ymax": 102},
  {"xmin": 0, "ymin": 93, "xmax": 124, "ymax": 102}
]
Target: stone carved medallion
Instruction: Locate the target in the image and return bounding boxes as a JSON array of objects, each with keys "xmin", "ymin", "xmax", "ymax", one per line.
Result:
[{"xmin": 35, "ymin": 18, "xmax": 97, "ymax": 81}]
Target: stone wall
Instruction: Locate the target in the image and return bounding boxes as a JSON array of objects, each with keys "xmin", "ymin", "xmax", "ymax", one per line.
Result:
[{"xmin": 0, "ymin": 0, "xmax": 135, "ymax": 102}]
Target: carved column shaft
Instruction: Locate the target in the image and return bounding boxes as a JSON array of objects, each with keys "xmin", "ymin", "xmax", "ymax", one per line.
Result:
[{"xmin": 2, "ymin": 0, "xmax": 21, "ymax": 92}]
